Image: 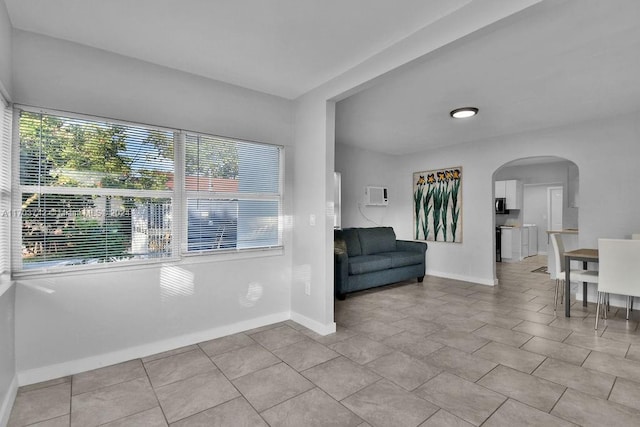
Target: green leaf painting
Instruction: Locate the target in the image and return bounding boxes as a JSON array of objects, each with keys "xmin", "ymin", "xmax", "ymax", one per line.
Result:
[{"xmin": 413, "ymin": 167, "xmax": 462, "ymax": 243}]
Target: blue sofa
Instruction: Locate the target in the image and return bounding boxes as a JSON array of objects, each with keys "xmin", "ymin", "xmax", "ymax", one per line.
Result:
[{"xmin": 334, "ymin": 227, "xmax": 428, "ymax": 299}]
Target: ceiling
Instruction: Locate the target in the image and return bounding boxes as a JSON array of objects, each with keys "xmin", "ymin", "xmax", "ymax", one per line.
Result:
[
  {"xmin": 4, "ymin": 0, "xmax": 473, "ymax": 100},
  {"xmin": 336, "ymin": 0, "xmax": 640, "ymax": 155},
  {"xmin": 5, "ymin": 1, "xmax": 640, "ymax": 157}
]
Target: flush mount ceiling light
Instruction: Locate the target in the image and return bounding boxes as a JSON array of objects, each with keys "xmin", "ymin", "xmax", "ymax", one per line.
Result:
[{"xmin": 450, "ymin": 107, "xmax": 478, "ymax": 119}]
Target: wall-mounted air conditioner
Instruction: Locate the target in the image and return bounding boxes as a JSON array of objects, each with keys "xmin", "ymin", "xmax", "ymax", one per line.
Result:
[{"xmin": 364, "ymin": 186, "xmax": 388, "ymax": 206}]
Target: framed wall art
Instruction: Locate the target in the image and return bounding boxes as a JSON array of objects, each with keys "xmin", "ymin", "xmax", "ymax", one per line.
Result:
[{"xmin": 413, "ymin": 167, "xmax": 462, "ymax": 243}]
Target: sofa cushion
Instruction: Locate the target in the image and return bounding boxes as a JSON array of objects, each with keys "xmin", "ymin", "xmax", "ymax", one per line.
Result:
[
  {"xmin": 348, "ymin": 255, "xmax": 392, "ymax": 275},
  {"xmin": 358, "ymin": 227, "xmax": 397, "ymax": 255},
  {"xmin": 377, "ymin": 251, "xmax": 425, "ymax": 268},
  {"xmin": 342, "ymin": 228, "xmax": 362, "ymax": 257}
]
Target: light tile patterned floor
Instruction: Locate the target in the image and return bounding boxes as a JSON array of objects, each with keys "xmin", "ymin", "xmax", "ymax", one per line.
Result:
[{"xmin": 8, "ymin": 255, "xmax": 640, "ymax": 426}]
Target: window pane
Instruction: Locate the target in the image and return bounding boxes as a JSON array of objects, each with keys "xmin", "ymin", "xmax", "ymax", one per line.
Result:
[
  {"xmin": 19, "ymin": 111, "xmax": 174, "ymax": 190},
  {"xmin": 237, "ymin": 142, "xmax": 280, "ymax": 193},
  {"xmin": 237, "ymin": 200, "xmax": 279, "ymax": 248},
  {"xmin": 185, "ymin": 134, "xmax": 279, "ymax": 194},
  {"xmin": 186, "ymin": 198, "xmax": 279, "ymax": 252},
  {"xmin": 21, "ymin": 193, "xmax": 172, "ymax": 269},
  {"xmin": 187, "ymin": 199, "xmax": 238, "ymax": 251}
]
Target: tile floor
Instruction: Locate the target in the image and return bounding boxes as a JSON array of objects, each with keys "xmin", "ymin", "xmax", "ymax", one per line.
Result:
[{"xmin": 8, "ymin": 255, "xmax": 640, "ymax": 426}]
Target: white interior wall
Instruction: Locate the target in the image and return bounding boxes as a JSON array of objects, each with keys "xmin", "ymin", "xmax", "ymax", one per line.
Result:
[
  {"xmin": 0, "ymin": 285, "xmax": 15, "ymax": 427},
  {"xmin": 0, "ymin": 0, "xmax": 11, "ymax": 99},
  {"xmin": 290, "ymin": 1, "xmax": 541, "ymax": 330},
  {"xmin": 337, "ymin": 112, "xmax": 640, "ymax": 286},
  {"xmin": 12, "ymin": 30, "xmax": 295, "ymax": 384},
  {"xmin": 335, "ymin": 143, "xmax": 401, "ymax": 229},
  {"xmin": 0, "ymin": 0, "xmax": 16, "ymax": 424}
]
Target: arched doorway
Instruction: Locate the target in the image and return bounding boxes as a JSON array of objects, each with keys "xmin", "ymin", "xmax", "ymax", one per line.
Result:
[{"xmin": 492, "ymin": 156, "xmax": 579, "ymax": 284}]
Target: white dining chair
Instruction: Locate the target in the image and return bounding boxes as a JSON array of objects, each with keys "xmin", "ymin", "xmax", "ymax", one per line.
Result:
[
  {"xmin": 550, "ymin": 233, "xmax": 599, "ymax": 312},
  {"xmin": 595, "ymin": 238, "xmax": 640, "ymax": 329}
]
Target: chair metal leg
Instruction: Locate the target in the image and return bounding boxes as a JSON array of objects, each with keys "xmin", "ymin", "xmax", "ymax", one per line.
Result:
[
  {"xmin": 595, "ymin": 291, "xmax": 602, "ymax": 330},
  {"xmin": 627, "ymin": 296, "xmax": 631, "ymax": 320},
  {"xmin": 554, "ymin": 279, "xmax": 559, "ymax": 312}
]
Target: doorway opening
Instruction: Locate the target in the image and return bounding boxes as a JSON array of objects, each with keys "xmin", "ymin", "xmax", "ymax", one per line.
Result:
[{"xmin": 493, "ymin": 156, "xmax": 579, "ymax": 284}]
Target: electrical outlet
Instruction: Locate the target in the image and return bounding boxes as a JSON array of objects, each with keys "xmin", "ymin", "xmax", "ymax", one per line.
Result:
[{"xmin": 305, "ymin": 282, "xmax": 311, "ymax": 295}]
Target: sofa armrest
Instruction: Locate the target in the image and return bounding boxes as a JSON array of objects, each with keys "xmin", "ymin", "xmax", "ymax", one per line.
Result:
[
  {"xmin": 334, "ymin": 238, "xmax": 349, "ymax": 297},
  {"xmin": 397, "ymin": 240, "xmax": 428, "ymax": 254}
]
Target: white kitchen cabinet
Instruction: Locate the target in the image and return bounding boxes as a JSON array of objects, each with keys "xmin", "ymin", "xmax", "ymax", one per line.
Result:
[
  {"xmin": 521, "ymin": 226, "xmax": 529, "ymax": 259},
  {"xmin": 501, "ymin": 226, "xmax": 538, "ymax": 261},
  {"xmin": 526, "ymin": 225, "xmax": 538, "ymax": 256},
  {"xmin": 495, "ymin": 180, "xmax": 523, "ymax": 210},
  {"xmin": 500, "ymin": 227, "xmax": 523, "ymax": 261}
]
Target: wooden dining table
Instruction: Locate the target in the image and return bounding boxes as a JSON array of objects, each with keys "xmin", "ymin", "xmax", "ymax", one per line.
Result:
[{"xmin": 564, "ymin": 248, "xmax": 599, "ymax": 317}]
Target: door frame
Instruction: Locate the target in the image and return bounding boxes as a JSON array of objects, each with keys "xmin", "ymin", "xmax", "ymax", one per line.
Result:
[{"xmin": 547, "ymin": 186, "xmax": 563, "ymax": 232}]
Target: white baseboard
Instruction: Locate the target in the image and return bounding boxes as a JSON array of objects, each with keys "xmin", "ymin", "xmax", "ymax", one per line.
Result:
[
  {"xmin": 0, "ymin": 375, "xmax": 18, "ymax": 427},
  {"xmin": 426, "ymin": 270, "xmax": 495, "ymax": 286},
  {"xmin": 18, "ymin": 311, "xmax": 290, "ymax": 387},
  {"xmin": 290, "ymin": 311, "xmax": 336, "ymax": 336}
]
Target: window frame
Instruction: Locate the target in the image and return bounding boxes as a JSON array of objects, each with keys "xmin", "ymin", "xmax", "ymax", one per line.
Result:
[
  {"xmin": 180, "ymin": 131, "xmax": 284, "ymax": 256},
  {"xmin": 12, "ymin": 106, "xmax": 284, "ymax": 277}
]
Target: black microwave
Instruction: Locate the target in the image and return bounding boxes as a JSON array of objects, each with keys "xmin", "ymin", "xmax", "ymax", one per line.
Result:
[{"xmin": 495, "ymin": 198, "xmax": 509, "ymax": 214}]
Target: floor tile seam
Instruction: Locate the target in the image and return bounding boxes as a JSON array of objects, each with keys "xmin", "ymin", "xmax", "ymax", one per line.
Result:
[
  {"xmin": 581, "ymin": 361, "xmax": 640, "ymax": 387},
  {"xmin": 146, "ymin": 359, "xmax": 219, "ymax": 390},
  {"xmin": 263, "ymin": 386, "xmax": 365, "ymax": 425},
  {"xmin": 70, "ymin": 371, "xmax": 153, "ymax": 399},
  {"xmin": 196, "ymin": 334, "xmax": 257, "ymax": 358},
  {"xmin": 530, "ymin": 359, "xmax": 617, "ymax": 396},
  {"xmin": 475, "ymin": 395, "xmax": 510, "ymax": 426},
  {"xmin": 333, "ymin": 377, "xmax": 386, "ymax": 404},
  {"xmin": 93, "ymin": 406, "xmax": 164, "ymax": 427},
  {"xmin": 142, "ymin": 346, "xmax": 209, "ymax": 370},
  {"xmin": 16, "ymin": 375, "xmax": 71, "ymax": 398},
  {"xmin": 166, "ymin": 394, "xmax": 242, "ymax": 426},
  {"xmin": 364, "ymin": 357, "xmax": 439, "ymax": 394},
  {"xmin": 138, "ymin": 357, "xmax": 170, "ymax": 427},
  {"xmin": 250, "ymin": 382, "xmax": 315, "ymax": 415},
  {"xmin": 15, "ymin": 412, "xmax": 71, "ymax": 427},
  {"xmin": 417, "ymin": 373, "xmax": 507, "ymax": 426},
  {"xmin": 140, "ymin": 345, "xmax": 201, "ymax": 364},
  {"xmin": 15, "ymin": 378, "xmax": 72, "ymax": 396},
  {"xmin": 202, "ymin": 354, "xmax": 267, "ymax": 422}
]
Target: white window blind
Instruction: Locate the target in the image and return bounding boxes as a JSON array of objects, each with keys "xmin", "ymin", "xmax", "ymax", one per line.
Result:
[
  {"xmin": 0, "ymin": 98, "xmax": 11, "ymax": 275},
  {"xmin": 184, "ymin": 133, "xmax": 282, "ymax": 252},
  {"xmin": 18, "ymin": 110, "xmax": 175, "ymax": 271}
]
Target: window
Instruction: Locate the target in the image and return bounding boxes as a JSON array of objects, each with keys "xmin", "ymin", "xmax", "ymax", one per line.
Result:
[
  {"xmin": 17, "ymin": 110, "xmax": 175, "ymax": 271},
  {"xmin": 184, "ymin": 133, "xmax": 282, "ymax": 252},
  {"xmin": 15, "ymin": 108, "xmax": 283, "ymax": 273}
]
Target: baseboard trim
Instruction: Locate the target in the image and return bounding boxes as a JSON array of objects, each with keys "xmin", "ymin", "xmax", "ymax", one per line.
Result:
[
  {"xmin": 290, "ymin": 312, "xmax": 336, "ymax": 336},
  {"xmin": 426, "ymin": 270, "xmax": 495, "ymax": 286},
  {"xmin": 0, "ymin": 375, "xmax": 18, "ymax": 427},
  {"xmin": 17, "ymin": 311, "xmax": 290, "ymax": 387}
]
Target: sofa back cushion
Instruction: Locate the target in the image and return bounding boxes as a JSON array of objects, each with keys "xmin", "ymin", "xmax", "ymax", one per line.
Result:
[
  {"xmin": 358, "ymin": 227, "xmax": 397, "ymax": 255},
  {"xmin": 336, "ymin": 228, "xmax": 362, "ymax": 257}
]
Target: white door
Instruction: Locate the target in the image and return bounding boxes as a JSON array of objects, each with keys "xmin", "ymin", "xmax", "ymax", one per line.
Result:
[{"xmin": 548, "ymin": 187, "xmax": 563, "ymax": 232}]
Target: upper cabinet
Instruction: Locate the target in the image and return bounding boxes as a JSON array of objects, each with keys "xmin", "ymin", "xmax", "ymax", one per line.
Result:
[{"xmin": 495, "ymin": 179, "xmax": 522, "ymax": 210}]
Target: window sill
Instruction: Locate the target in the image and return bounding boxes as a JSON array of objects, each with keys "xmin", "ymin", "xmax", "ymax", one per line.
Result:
[{"xmin": 13, "ymin": 247, "xmax": 285, "ymax": 279}]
